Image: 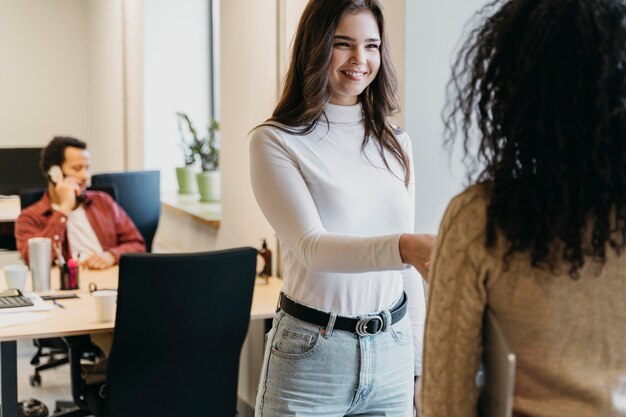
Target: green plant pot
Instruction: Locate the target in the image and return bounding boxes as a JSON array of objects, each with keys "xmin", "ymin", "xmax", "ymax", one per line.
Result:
[
  {"xmin": 176, "ymin": 166, "xmax": 198, "ymax": 195},
  {"xmin": 196, "ymin": 171, "xmax": 221, "ymax": 202}
]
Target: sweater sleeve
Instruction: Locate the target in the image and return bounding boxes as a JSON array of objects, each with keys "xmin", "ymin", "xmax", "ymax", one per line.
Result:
[
  {"xmin": 249, "ymin": 126, "xmax": 407, "ymax": 273},
  {"xmin": 420, "ymin": 188, "xmax": 489, "ymax": 417}
]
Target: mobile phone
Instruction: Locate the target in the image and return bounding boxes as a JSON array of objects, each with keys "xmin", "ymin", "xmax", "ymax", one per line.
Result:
[
  {"xmin": 48, "ymin": 165, "xmax": 63, "ymax": 184},
  {"xmin": 48, "ymin": 165, "xmax": 86, "ymax": 202}
]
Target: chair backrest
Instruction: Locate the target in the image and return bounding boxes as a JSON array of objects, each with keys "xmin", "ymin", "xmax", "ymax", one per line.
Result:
[
  {"xmin": 91, "ymin": 171, "xmax": 160, "ymax": 252},
  {"xmin": 478, "ymin": 309, "xmax": 517, "ymax": 417},
  {"xmin": 104, "ymin": 247, "xmax": 257, "ymax": 417},
  {"xmin": 19, "ymin": 188, "xmax": 45, "ymax": 210}
]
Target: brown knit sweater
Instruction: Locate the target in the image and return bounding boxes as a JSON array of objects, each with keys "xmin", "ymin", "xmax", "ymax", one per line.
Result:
[{"xmin": 421, "ymin": 184, "xmax": 626, "ymax": 417}]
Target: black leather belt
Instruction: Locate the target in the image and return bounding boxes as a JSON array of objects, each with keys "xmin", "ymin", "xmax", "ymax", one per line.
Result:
[{"xmin": 278, "ymin": 292, "xmax": 407, "ymax": 337}]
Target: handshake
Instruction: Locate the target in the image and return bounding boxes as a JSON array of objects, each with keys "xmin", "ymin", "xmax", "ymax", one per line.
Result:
[{"xmin": 399, "ymin": 234, "xmax": 437, "ymax": 281}]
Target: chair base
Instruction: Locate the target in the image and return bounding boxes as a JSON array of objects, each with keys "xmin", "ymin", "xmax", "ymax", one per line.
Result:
[
  {"xmin": 30, "ymin": 338, "xmax": 71, "ymax": 386},
  {"xmin": 30, "ymin": 355, "xmax": 69, "ymax": 386}
]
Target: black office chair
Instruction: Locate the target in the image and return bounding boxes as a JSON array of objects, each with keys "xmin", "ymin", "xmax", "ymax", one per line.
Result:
[
  {"xmin": 18, "ymin": 186, "xmax": 117, "ymax": 388},
  {"xmin": 91, "ymin": 171, "xmax": 160, "ymax": 252},
  {"xmin": 18, "ymin": 187, "xmax": 45, "ymax": 210},
  {"xmin": 66, "ymin": 248, "xmax": 257, "ymax": 417}
]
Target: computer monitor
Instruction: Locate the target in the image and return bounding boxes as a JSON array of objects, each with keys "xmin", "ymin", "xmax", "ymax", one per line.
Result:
[{"xmin": 0, "ymin": 148, "xmax": 45, "ymax": 196}]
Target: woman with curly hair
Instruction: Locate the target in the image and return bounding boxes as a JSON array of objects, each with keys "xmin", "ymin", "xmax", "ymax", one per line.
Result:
[
  {"xmin": 250, "ymin": 0, "xmax": 434, "ymax": 415},
  {"xmin": 420, "ymin": 0, "xmax": 626, "ymax": 416}
]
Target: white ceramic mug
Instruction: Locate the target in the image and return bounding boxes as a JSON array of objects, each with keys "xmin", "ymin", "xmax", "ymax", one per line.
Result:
[
  {"xmin": 93, "ymin": 290, "xmax": 117, "ymax": 322},
  {"xmin": 3, "ymin": 264, "xmax": 28, "ymax": 292}
]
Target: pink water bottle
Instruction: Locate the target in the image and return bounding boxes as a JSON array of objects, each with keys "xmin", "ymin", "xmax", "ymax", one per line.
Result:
[{"xmin": 61, "ymin": 258, "xmax": 80, "ymax": 290}]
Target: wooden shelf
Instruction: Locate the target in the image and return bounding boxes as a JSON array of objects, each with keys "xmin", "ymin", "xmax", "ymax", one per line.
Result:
[{"xmin": 161, "ymin": 191, "xmax": 221, "ymax": 229}]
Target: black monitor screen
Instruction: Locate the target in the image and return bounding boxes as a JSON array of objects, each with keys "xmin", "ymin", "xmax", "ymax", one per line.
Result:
[{"xmin": 0, "ymin": 148, "xmax": 45, "ymax": 195}]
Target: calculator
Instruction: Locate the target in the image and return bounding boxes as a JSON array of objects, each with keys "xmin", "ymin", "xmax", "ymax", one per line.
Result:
[{"xmin": 0, "ymin": 289, "xmax": 34, "ymax": 309}]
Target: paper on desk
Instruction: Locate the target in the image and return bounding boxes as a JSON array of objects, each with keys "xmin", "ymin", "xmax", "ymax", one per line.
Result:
[
  {"xmin": 0, "ymin": 294, "xmax": 54, "ymax": 314},
  {"xmin": 0, "ymin": 312, "xmax": 51, "ymax": 329}
]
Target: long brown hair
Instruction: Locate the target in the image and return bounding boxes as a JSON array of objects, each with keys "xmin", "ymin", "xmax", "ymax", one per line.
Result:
[{"xmin": 265, "ymin": 0, "xmax": 410, "ymax": 185}]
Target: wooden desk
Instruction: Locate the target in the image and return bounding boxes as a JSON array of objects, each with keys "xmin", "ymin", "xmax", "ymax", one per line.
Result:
[
  {"xmin": 0, "ymin": 267, "xmax": 118, "ymax": 342},
  {"xmin": 0, "ymin": 267, "xmax": 282, "ymax": 417}
]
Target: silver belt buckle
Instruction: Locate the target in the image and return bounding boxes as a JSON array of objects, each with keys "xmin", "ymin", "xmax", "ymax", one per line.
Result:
[{"xmin": 355, "ymin": 315, "xmax": 383, "ymax": 337}]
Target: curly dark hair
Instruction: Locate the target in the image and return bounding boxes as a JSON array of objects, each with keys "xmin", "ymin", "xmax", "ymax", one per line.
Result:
[
  {"xmin": 444, "ymin": 0, "xmax": 626, "ymax": 276},
  {"xmin": 262, "ymin": 0, "xmax": 410, "ymax": 185},
  {"xmin": 40, "ymin": 136, "xmax": 87, "ymax": 179}
]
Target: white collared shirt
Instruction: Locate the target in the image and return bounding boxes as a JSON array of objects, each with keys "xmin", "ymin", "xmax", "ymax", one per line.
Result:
[{"xmin": 51, "ymin": 203, "xmax": 103, "ymax": 260}]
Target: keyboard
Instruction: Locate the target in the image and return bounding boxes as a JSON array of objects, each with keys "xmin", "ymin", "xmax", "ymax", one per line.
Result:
[{"xmin": 0, "ymin": 289, "xmax": 34, "ymax": 309}]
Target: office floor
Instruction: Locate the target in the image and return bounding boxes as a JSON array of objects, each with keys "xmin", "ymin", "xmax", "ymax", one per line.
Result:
[{"xmin": 16, "ymin": 339, "xmax": 90, "ymax": 416}]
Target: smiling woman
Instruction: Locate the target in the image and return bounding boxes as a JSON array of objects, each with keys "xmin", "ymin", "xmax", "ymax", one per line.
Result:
[
  {"xmin": 248, "ymin": 0, "xmax": 434, "ymax": 416},
  {"xmin": 328, "ymin": 12, "xmax": 381, "ymax": 105}
]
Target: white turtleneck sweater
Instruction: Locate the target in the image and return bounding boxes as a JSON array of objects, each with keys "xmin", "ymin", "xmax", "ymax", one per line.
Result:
[{"xmin": 249, "ymin": 103, "xmax": 425, "ymax": 375}]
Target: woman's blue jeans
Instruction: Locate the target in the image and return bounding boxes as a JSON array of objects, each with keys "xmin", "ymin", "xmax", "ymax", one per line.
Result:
[{"xmin": 255, "ymin": 308, "xmax": 414, "ymax": 416}]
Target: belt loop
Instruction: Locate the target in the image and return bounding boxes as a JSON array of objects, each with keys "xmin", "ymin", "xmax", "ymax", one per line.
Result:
[
  {"xmin": 380, "ymin": 309, "xmax": 392, "ymax": 332},
  {"xmin": 323, "ymin": 312, "xmax": 337, "ymax": 339},
  {"xmin": 276, "ymin": 292, "xmax": 283, "ymax": 313},
  {"xmin": 381, "ymin": 309, "xmax": 392, "ymax": 332}
]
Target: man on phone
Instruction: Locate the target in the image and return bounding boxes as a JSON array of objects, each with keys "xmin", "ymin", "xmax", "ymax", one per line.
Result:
[{"xmin": 15, "ymin": 136, "xmax": 146, "ymax": 269}]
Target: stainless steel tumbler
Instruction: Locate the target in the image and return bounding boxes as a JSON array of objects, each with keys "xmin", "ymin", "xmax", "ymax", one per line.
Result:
[{"xmin": 28, "ymin": 237, "xmax": 51, "ymax": 292}]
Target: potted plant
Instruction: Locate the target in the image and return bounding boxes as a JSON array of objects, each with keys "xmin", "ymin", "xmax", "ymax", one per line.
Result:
[
  {"xmin": 175, "ymin": 112, "xmax": 202, "ymax": 195},
  {"xmin": 194, "ymin": 118, "xmax": 221, "ymax": 202}
]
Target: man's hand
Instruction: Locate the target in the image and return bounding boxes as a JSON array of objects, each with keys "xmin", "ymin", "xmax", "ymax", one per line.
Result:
[
  {"xmin": 399, "ymin": 234, "xmax": 436, "ymax": 281},
  {"xmin": 81, "ymin": 251, "xmax": 116, "ymax": 270},
  {"xmin": 55, "ymin": 177, "xmax": 82, "ymax": 214}
]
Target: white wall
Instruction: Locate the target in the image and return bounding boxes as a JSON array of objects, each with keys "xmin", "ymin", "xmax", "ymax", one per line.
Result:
[
  {"xmin": 404, "ymin": 0, "xmax": 488, "ymax": 233},
  {"xmin": 277, "ymin": 0, "xmax": 308, "ymax": 90},
  {"xmin": 382, "ymin": 0, "xmax": 405, "ymax": 127},
  {"xmin": 214, "ymin": 0, "xmax": 277, "ymax": 253},
  {"xmin": 0, "ymin": 0, "xmax": 127, "ymax": 174},
  {"xmin": 124, "ymin": 0, "xmax": 145, "ymax": 171},
  {"xmin": 0, "ymin": 0, "xmax": 90, "ymax": 147},
  {"xmin": 85, "ymin": 0, "xmax": 125, "ymax": 174},
  {"xmin": 142, "ymin": 0, "xmax": 211, "ymax": 192},
  {"xmin": 216, "ymin": 0, "xmax": 278, "ymax": 406}
]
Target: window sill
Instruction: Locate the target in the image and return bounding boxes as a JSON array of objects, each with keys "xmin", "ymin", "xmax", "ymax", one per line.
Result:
[{"xmin": 161, "ymin": 191, "xmax": 221, "ymax": 229}]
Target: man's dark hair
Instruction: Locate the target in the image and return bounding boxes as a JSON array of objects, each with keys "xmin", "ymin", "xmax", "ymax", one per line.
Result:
[{"xmin": 40, "ymin": 136, "xmax": 87, "ymax": 178}]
